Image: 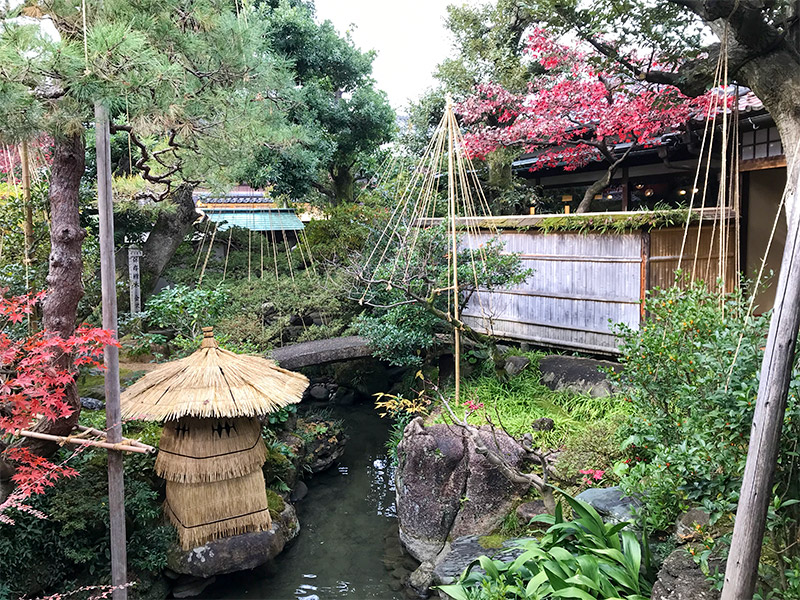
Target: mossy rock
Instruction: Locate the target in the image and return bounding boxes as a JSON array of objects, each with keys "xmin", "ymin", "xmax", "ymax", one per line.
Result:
[
  {"xmin": 262, "ymin": 446, "xmax": 296, "ymax": 488},
  {"xmin": 477, "ymin": 534, "xmax": 505, "ymax": 549},
  {"xmin": 266, "ymin": 488, "xmax": 286, "ymax": 521}
]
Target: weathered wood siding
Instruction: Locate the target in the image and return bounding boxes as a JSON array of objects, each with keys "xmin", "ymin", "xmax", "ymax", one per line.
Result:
[
  {"xmin": 650, "ymin": 226, "xmax": 737, "ymax": 293},
  {"xmin": 462, "ymin": 230, "xmax": 643, "ymax": 354}
]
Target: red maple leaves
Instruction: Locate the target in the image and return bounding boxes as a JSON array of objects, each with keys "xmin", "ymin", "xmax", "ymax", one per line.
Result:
[
  {"xmin": 0, "ymin": 290, "xmax": 117, "ymax": 506},
  {"xmin": 457, "ymin": 28, "xmax": 717, "ymax": 171}
]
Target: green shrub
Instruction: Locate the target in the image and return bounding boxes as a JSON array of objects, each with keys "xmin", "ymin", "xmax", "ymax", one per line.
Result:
[
  {"xmin": 355, "ymin": 225, "xmax": 530, "ymax": 367},
  {"xmin": 613, "ymin": 281, "xmax": 800, "ymax": 595},
  {"xmin": 554, "ymin": 417, "xmax": 627, "ymax": 485},
  {"xmin": 439, "ymin": 494, "xmax": 653, "ymax": 600},
  {"xmin": 144, "ymin": 284, "xmax": 229, "ymax": 339},
  {"xmin": 0, "ymin": 418, "xmax": 172, "ymax": 599},
  {"xmin": 303, "ymin": 200, "xmax": 387, "ymax": 264}
]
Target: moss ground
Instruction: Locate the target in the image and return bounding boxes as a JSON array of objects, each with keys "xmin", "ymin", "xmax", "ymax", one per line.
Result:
[{"xmin": 436, "ymin": 352, "xmax": 630, "ymax": 451}]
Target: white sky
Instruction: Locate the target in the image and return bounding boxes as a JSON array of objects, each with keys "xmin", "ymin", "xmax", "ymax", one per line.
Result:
[{"xmin": 313, "ymin": 0, "xmax": 462, "ymax": 113}]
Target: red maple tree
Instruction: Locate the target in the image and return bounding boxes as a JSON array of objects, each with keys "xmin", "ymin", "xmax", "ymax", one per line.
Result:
[
  {"xmin": 457, "ymin": 28, "xmax": 718, "ymax": 213},
  {"xmin": 0, "ymin": 290, "xmax": 116, "ymax": 521}
]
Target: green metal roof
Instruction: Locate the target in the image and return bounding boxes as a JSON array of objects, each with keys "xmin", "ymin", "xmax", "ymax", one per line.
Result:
[{"xmin": 203, "ymin": 208, "xmax": 305, "ymax": 232}]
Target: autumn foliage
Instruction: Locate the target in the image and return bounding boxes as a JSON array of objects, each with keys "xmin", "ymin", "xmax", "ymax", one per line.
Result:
[
  {"xmin": 0, "ymin": 290, "xmax": 116, "ymax": 517},
  {"xmin": 457, "ymin": 28, "xmax": 714, "ymax": 171}
]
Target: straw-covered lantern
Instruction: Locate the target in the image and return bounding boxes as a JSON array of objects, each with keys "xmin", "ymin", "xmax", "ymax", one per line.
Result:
[{"xmin": 121, "ymin": 327, "xmax": 308, "ymax": 549}]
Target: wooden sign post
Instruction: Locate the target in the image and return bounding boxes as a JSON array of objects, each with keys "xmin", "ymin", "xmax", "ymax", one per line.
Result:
[{"xmin": 128, "ymin": 246, "xmax": 143, "ymax": 315}]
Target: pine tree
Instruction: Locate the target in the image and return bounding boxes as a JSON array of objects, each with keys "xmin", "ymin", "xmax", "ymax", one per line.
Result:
[{"xmin": 0, "ymin": 0, "xmax": 296, "ymax": 472}]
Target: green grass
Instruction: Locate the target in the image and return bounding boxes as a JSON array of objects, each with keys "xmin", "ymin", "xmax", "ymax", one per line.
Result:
[{"xmin": 437, "ymin": 353, "xmax": 630, "ymax": 450}]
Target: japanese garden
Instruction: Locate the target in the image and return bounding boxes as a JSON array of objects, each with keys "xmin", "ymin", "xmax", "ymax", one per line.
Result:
[{"xmin": 1, "ymin": 1, "xmax": 800, "ymax": 599}]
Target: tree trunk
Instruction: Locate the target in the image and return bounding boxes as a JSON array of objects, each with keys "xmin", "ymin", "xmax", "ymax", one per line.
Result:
[
  {"xmin": 19, "ymin": 140, "xmax": 34, "ymax": 284},
  {"xmin": 0, "ymin": 132, "xmax": 86, "ymax": 481},
  {"xmin": 331, "ymin": 166, "xmax": 354, "ymax": 205},
  {"xmin": 576, "ymin": 170, "xmax": 614, "ymax": 213},
  {"xmin": 140, "ymin": 184, "xmax": 198, "ymax": 294},
  {"xmin": 739, "ymin": 52, "xmax": 800, "ymax": 223},
  {"xmin": 487, "ymin": 149, "xmax": 513, "ymax": 189}
]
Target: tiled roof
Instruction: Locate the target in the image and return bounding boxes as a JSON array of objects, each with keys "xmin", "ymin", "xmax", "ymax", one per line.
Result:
[
  {"xmin": 202, "ymin": 208, "xmax": 304, "ymax": 232},
  {"xmin": 195, "ymin": 192, "xmax": 275, "ymax": 205}
]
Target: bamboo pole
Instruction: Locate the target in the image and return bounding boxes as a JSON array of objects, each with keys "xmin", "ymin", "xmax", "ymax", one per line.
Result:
[
  {"xmin": 75, "ymin": 425, "xmax": 153, "ymax": 450},
  {"xmin": 95, "ymin": 102, "xmax": 128, "ymax": 600},
  {"xmin": 446, "ymin": 100, "xmax": 460, "ymax": 406},
  {"xmin": 16, "ymin": 429, "xmax": 154, "ymax": 454},
  {"xmin": 721, "ymin": 162, "xmax": 800, "ymax": 599},
  {"xmin": 19, "ymin": 141, "xmax": 34, "ymax": 289}
]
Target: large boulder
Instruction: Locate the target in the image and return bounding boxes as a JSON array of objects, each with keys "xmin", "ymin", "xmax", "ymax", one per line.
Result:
[
  {"xmin": 166, "ymin": 501, "xmax": 300, "ymax": 578},
  {"xmin": 396, "ymin": 418, "xmax": 530, "ymax": 563},
  {"xmin": 396, "ymin": 419, "xmax": 468, "ymax": 562},
  {"xmin": 538, "ymin": 355, "xmax": 621, "ymax": 397},
  {"xmin": 651, "ymin": 549, "xmax": 721, "ymax": 600}
]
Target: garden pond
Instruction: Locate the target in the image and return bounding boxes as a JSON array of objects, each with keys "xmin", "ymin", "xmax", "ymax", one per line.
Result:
[{"xmin": 200, "ymin": 402, "xmax": 408, "ymax": 600}]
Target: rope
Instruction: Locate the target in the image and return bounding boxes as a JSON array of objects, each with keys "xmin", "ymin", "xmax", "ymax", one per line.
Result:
[
  {"xmin": 270, "ymin": 226, "xmax": 279, "ymax": 281},
  {"xmin": 355, "ymin": 100, "xmax": 500, "ymax": 405},
  {"xmin": 676, "ymin": 49, "xmax": 724, "ymax": 279},
  {"xmin": 725, "ymin": 138, "xmax": 800, "ymax": 388},
  {"xmin": 280, "ymin": 224, "xmax": 295, "ymax": 283},
  {"xmin": 197, "ymin": 223, "xmax": 218, "ymax": 287},
  {"xmin": 222, "ymin": 228, "xmax": 233, "ymax": 282},
  {"xmin": 733, "ymin": 86, "xmax": 742, "ymax": 279},
  {"xmin": 193, "ymin": 218, "xmax": 212, "ymax": 273}
]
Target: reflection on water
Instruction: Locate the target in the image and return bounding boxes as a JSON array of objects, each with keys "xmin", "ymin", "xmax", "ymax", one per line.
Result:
[{"xmin": 201, "ymin": 402, "xmax": 405, "ymax": 600}]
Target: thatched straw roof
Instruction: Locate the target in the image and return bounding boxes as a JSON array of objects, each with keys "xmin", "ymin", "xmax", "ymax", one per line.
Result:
[
  {"xmin": 156, "ymin": 416, "xmax": 267, "ymax": 484},
  {"xmin": 121, "ymin": 327, "xmax": 308, "ymax": 421}
]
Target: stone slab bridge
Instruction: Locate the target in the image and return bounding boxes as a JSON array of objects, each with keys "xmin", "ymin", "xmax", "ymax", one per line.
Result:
[{"xmin": 269, "ymin": 335, "xmax": 372, "ymax": 370}]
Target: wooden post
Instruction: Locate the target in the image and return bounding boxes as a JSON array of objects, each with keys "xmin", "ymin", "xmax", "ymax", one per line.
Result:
[
  {"xmin": 621, "ymin": 167, "xmax": 630, "ymax": 212},
  {"xmin": 640, "ymin": 231, "xmax": 650, "ymax": 322},
  {"xmin": 95, "ymin": 102, "xmax": 128, "ymax": 600},
  {"xmin": 721, "ymin": 164, "xmax": 800, "ymax": 600}
]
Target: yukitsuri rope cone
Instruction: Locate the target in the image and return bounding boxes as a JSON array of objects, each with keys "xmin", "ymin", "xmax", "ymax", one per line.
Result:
[{"xmin": 120, "ymin": 327, "xmax": 308, "ymax": 550}]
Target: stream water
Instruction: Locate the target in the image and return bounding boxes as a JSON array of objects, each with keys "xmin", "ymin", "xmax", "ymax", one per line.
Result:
[{"xmin": 201, "ymin": 402, "xmax": 407, "ymax": 600}]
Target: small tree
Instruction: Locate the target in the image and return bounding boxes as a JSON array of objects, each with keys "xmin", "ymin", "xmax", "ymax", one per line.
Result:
[
  {"xmin": 458, "ymin": 28, "xmax": 712, "ymax": 213},
  {"xmin": 0, "ymin": 290, "xmax": 115, "ymax": 505},
  {"xmin": 352, "ymin": 224, "xmax": 530, "ymax": 367}
]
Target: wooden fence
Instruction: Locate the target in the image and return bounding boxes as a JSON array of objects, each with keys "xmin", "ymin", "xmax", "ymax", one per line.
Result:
[{"xmin": 461, "ymin": 213, "xmax": 736, "ymax": 354}]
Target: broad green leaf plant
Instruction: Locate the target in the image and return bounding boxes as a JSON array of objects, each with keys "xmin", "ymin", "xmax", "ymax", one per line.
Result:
[{"xmin": 439, "ymin": 494, "xmax": 652, "ymax": 600}]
